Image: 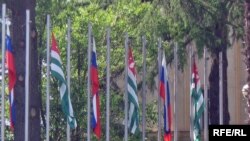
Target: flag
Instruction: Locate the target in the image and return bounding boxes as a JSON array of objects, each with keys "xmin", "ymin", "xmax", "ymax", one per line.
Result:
[
  {"xmin": 127, "ymin": 47, "xmax": 139, "ymax": 134},
  {"xmin": 191, "ymin": 59, "xmax": 204, "ymax": 141},
  {"xmin": 50, "ymin": 33, "xmax": 77, "ymax": 128},
  {"xmin": 160, "ymin": 52, "xmax": 171, "ymax": 141},
  {"xmin": 6, "ymin": 33, "xmax": 16, "ymax": 130},
  {"xmin": 91, "ymin": 38, "xmax": 101, "ymax": 139}
]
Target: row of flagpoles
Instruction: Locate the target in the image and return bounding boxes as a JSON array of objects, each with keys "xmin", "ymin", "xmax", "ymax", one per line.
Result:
[{"xmin": 0, "ymin": 4, "xmax": 226, "ymax": 141}]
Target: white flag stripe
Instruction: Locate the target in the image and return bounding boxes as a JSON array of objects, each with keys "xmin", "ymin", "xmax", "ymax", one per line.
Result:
[
  {"xmin": 128, "ymin": 84, "xmax": 139, "ymax": 106},
  {"xmin": 93, "ymin": 94, "xmax": 97, "ymax": 121},
  {"xmin": 59, "ymin": 84, "xmax": 67, "ymax": 99},
  {"xmin": 10, "ymin": 90, "xmax": 14, "ymax": 104},
  {"xmin": 51, "ymin": 63, "xmax": 65, "ymax": 80},
  {"xmin": 128, "ymin": 70, "xmax": 137, "ymax": 87},
  {"xmin": 93, "ymin": 38, "xmax": 96, "ymax": 52},
  {"xmin": 68, "ymin": 95, "xmax": 74, "ymax": 116},
  {"xmin": 51, "ymin": 50, "xmax": 62, "ymax": 64},
  {"xmin": 197, "ymin": 94, "xmax": 204, "ymax": 112},
  {"xmin": 131, "ymin": 121, "xmax": 137, "ymax": 134}
]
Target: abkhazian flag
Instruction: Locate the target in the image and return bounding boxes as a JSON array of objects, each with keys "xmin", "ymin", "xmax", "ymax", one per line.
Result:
[
  {"xmin": 127, "ymin": 47, "xmax": 139, "ymax": 134},
  {"xmin": 50, "ymin": 33, "xmax": 77, "ymax": 128},
  {"xmin": 160, "ymin": 52, "xmax": 171, "ymax": 141},
  {"xmin": 6, "ymin": 31, "xmax": 16, "ymax": 130},
  {"xmin": 91, "ymin": 37, "xmax": 101, "ymax": 139},
  {"xmin": 191, "ymin": 59, "xmax": 204, "ymax": 141}
]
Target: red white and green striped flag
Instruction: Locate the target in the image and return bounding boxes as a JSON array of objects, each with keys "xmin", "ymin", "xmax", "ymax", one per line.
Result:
[
  {"xmin": 127, "ymin": 47, "xmax": 139, "ymax": 134},
  {"xmin": 50, "ymin": 33, "xmax": 77, "ymax": 128},
  {"xmin": 191, "ymin": 59, "xmax": 204, "ymax": 141}
]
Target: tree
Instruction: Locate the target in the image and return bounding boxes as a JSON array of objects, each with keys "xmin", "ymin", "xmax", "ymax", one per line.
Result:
[
  {"xmin": 159, "ymin": 0, "xmax": 244, "ymax": 125},
  {"xmin": 5, "ymin": 0, "xmax": 41, "ymax": 140},
  {"xmin": 35, "ymin": 0, "xmax": 168, "ymax": 140}
]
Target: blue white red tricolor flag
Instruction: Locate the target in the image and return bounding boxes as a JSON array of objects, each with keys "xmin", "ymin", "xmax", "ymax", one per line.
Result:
[
  {"xmin": 91, "ymin": 37, "xmax": 101, "ymax": 139},
  {"xmin": 6, "ymin": 32, "xmax": 17, "ymax": 130},
  {"xmin": 159, "ymin": 52, "xmax": 171, "ymax": 141}
]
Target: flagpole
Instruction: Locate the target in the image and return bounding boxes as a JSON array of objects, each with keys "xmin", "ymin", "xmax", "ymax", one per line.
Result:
[
  {"xmin": 106, "ymin": 28, "xmax": 111, "ymax": 141},
  {"xmin": 157, "ymin": 38, "xmax": 162, "ymax": 141},
  {"xmin": 25, "ymin": 9, "xmax": 30, "ymax": 141},
  {"xmin": 87, "ymin": 23, "xmax": 92, "ymax": 141},
  {"xmin": 219, "ymin": 51, "xmax": 223, "ymax": 125},
  {"xmin": 66, "ymin": 18, "xmax": 71, "ymax": 141},
  {"xmin": 189, "ymin": 45, "xmax": 193, "ymax": 141},
  {"xmin": 204, "ymin": 48, "xmax": 208, "ymax": 141},
  {"xmin": 46, "ymin": 14, "xmax": 51, "ymax": 141},
  {"xmin": 142, "ymin": 35, "xmax": 146, "ymax": 141},
  {"xmin": 124, "ymin": 33, "xmax": 129, "ymax": 141},
  {"xmin": 174, "ymin": 43, "xmax": 178, "ymax": 141},
  {"xmin": 1, "ymin": 4, "xmax": 6, "ymax": 141}
]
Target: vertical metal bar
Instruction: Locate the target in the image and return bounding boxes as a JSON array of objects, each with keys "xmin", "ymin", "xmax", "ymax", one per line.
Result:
[
  {"xmin": 219, "ymin": 52, "xmax": 223, "ymax": 125},
  {"xmin": 204, "ymin": 48, "xmax": 208, "ymax": 141},
  {"xmin": 106, "ymin": 28, "xmax": 111, "ymax": 141},
  {"xmin": 189, "ymin": 45, "xmax": 193, "ymax": 141},
  {"xmin": 87, "ymin": 23, "xmax": 92, "ymax": 141},
  {"xmin": 142, "ymin": 36, "xmax": 146, "ymax": 141},
  {"xmin": 25, "ymin": 9, "xmax": 30, "ymax": 141},
  {"xmin": 157, "ymin": 38, "xmax": 162, "ymax": 141},
  {"xmin": 174, "ymin": 43, "xmax": 178, "ymax": 141},
  {"xmin": 1, "ymin": 4, "xmax": 6, "ymax": 141},
  {"xmin": 66, "ymin": 18, "xmax": 71, "ymax": 141},
  {"xmin": 124, "ymin": 33, "xmax": 129, "ymax": 141},
  {"xmin": 46, "ymin": 14, "xmax": 51, "ymax": 141}
]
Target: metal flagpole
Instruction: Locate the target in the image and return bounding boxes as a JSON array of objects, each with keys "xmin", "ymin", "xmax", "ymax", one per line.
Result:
[
  {"xmin": 66, "ymin": 18, "xmax": 71, "ymax": 141},
  {"xmin": 204, "ymin": 48, "xmax": 208, "ymax": 141},
  {"xmin": 106, "ymin": 28, "xmax": 111, "ymax": 141},
  {"xmin": 124, "ymin": 33, "xmax": 129, "ymax": 141},
  {"xmin": 1, "ymin": 4, "xmax": 6, "ymax": 141},
  {"xmin": 219, "ymin": 51, "xmax": 223, "ymax": 125},
  {"xmin": 142, "ymin": 35, "xmax": 146, "ymax": 141},
  {"xmin": 87, "ymin": 23, "xmax": 92, "ymax": 141},
  {"xmin": 157, "ymin": 38, "xmax": 162, "ymax": 141},
  {"xmin": 25, "ymin": 9, "xmax": 30, "ymax": 141},
  {"xmin": 174, "ymin": 43, "xmax": 178, "ymax": 141},
  {"xmin": 46, "ymin": 14, "xmax": 51, "ymax": 141},
  {"xmin": 189, "ymin": 45, "xmax": 193, "ymax": 141}
]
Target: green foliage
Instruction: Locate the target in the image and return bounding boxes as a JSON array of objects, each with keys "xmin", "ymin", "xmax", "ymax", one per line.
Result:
[
  {"xmin": 14, "ymin": 0, "xmax": 244, "ymax": 140},
  {"xmin": 36, "ymin": 0, "xmax": 168, "ymax": 140},
  {"xmin": 1, "ymin": 0, "xmax": 244, "ymax": 140}
]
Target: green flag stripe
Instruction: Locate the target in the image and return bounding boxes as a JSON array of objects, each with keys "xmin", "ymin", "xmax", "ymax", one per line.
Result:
[
  {"xmin": 128, "ymin": 77, "xmax": 137, "ymax": 91},
  {"xmin": 128, "ymin": 70, "xmax": 136, "ymax": 86},
  {"xmin": 51, "ymin": 70, "xmax": 66, "ymax": 84},
  {"xmin": 128, "ymin": 103, "xmax": 139, "ymax": 133},
  {"xmin": 128, "ymin": 85, "xmax": 139, "ymax": 106},
  {"xmin": 129, "ymin": 109, "xmax": 139, "ymax": 129},
  {"xmin": 51, "ymin": 58, "xmax": 63, "ymax": 68},
  {"xmin": 128, "ymin": 92, "xmax": 139, "ymax": 108},
  {"xmin": 196, "ymin": 103, "xmax": 205, "ymax": 118},
  {"xmin": 51, "ymin": 63, "xmax": 65, "ymax": 80}
]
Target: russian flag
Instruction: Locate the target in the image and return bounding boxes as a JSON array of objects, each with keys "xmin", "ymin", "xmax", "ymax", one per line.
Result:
[
  {"xmin": 91, "ymin": 38, "xmax": 101, "ymax": 139},
  {"xmin": 6, "ymin": 34, "xmax": 16, "ymax": 130},
  {"xmin": 160, "ymin": 53, "xmax": 171, "ymax": 141}
]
